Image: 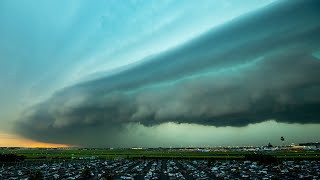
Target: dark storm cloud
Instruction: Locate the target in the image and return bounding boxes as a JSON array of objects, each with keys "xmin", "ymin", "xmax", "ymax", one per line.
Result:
[{"xmin": 16, "ymin": 0, "xmax": 320, "ymax": 146}]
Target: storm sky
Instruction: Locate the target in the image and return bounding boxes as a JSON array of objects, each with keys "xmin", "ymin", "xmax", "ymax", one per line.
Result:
[{"xmin": 1, "ymin": 0, "xmax": 320, "ymax": 147}]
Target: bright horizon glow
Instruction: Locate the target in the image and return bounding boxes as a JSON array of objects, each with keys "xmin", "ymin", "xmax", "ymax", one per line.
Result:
[{"xmin": 0, "ymin": 133, "xmax": 70, "ymax": 148}]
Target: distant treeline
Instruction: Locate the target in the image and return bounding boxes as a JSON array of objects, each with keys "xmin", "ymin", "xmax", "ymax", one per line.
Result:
[{"xmin": 0, "ymin": 154, "xmax": 25, "ymax": 162}]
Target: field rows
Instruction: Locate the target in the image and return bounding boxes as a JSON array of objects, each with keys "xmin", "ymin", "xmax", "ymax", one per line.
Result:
[{"xmin": 1, "ymin": 149, "xmax": 319, "ymax": 160}]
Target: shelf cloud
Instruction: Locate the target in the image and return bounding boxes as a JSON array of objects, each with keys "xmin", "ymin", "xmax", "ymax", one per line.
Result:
[{"xmin": 16, "ymin": 0, "xmax": 320, "ymax": 146}]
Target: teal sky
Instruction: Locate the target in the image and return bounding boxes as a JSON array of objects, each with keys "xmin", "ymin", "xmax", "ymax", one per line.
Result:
[
  {"xmin": 1, "ymin": 0, "xmax": 320, "ymax": 147},
  {"xmin": 0, "ymin": 0, "xmax": 275, "ymax": 127}
]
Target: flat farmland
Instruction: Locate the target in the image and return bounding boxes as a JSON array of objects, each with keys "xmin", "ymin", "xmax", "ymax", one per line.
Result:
[{"xmin": 1, "ymin": 148, "xmax": 319, "ymax": 160}]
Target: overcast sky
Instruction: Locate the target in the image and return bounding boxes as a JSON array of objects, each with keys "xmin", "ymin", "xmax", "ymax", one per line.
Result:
[{"xmin": 1, "ymin": 0, "xmax": 320, "ymax": 147}]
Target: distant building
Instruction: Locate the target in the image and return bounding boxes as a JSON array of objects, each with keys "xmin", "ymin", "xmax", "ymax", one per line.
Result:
[{"xmin": 299, "ymin": 142, "xmax": 320, "ymax": 148}]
